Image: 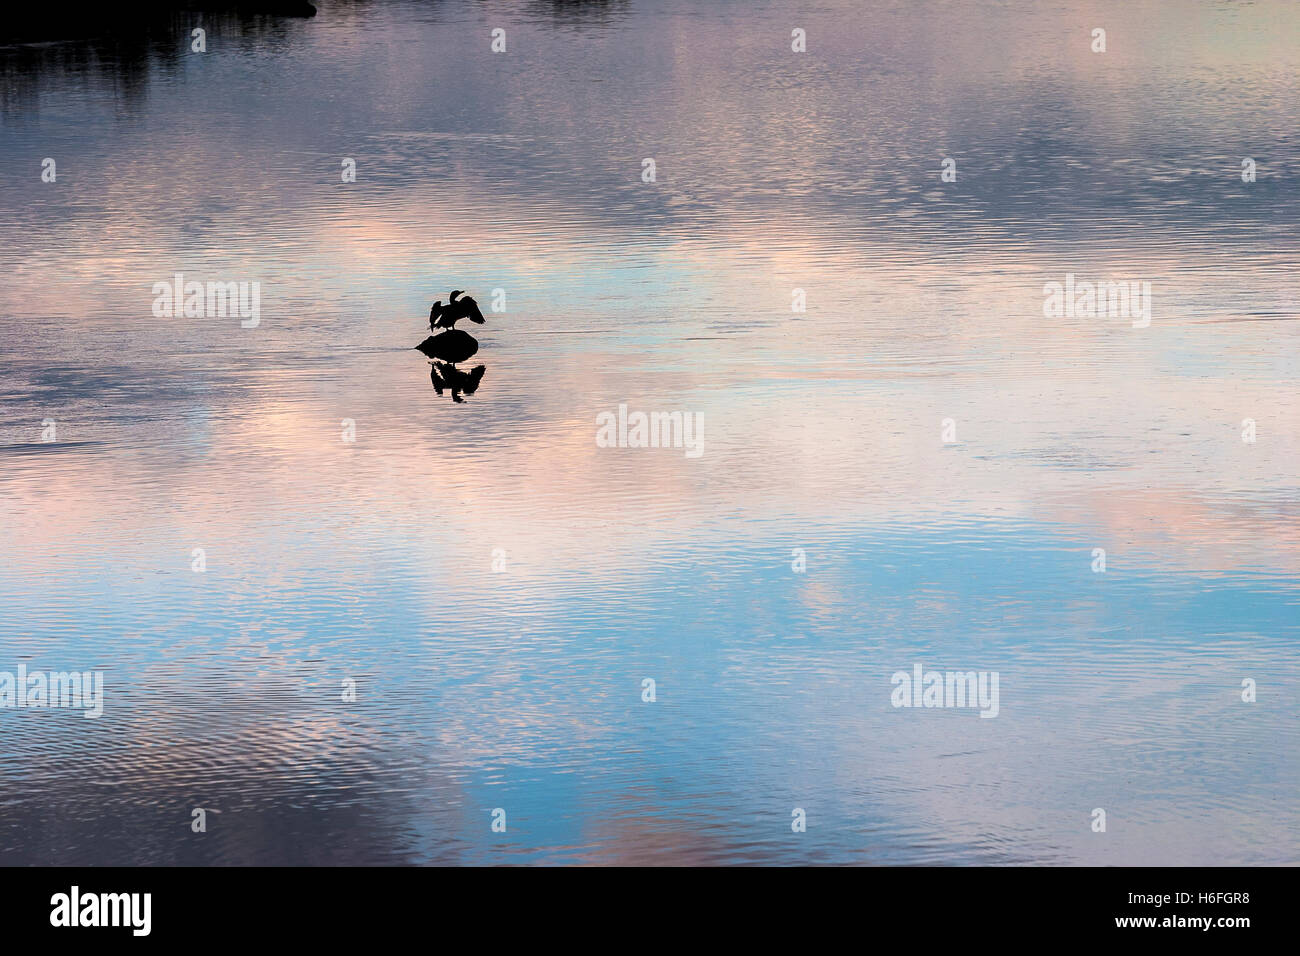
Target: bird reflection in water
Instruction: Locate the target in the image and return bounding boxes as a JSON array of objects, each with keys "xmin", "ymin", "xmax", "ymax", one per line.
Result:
[{"xmin": 429, "ymin": 361, "xmax": 486, "ymax": 403}]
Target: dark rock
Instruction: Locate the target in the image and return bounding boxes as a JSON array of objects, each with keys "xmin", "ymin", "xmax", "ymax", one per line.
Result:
[{"xmin": 415, "ymin": 329, "xmax": 479, "ymax": 364}]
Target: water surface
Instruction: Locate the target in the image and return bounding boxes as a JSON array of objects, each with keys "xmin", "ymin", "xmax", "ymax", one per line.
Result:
[{"xmin": 1, "ymin": 0, "xmax": 1297, "ymax": 864}]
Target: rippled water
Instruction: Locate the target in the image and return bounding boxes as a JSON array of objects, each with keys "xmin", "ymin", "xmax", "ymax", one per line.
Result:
[{"xmin": 1, "ymin": 0, "xmax": 1297, "ymax": 865}]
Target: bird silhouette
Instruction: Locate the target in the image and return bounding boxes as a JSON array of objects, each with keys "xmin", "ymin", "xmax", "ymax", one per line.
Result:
[
  {"xmin": 430, "ymin": 290, "xmax": 486, "ymax": 330},
  {"xmin": 430, "ymin": 361, "xmax": 486, "ymax": 403}
]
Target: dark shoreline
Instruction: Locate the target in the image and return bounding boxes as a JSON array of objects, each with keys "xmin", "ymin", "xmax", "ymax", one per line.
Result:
[{"xmin": 2, "ymin": 2, "xmax": 316, "ymax": 43}]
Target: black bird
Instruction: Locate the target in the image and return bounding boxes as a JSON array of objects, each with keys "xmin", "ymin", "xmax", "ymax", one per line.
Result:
[{"xmin": 430, "ymin": 290, "xmax": 486, "ymax": 330}]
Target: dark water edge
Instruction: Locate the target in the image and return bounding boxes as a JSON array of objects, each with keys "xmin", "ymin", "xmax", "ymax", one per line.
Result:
[{"xmin": 1, "ymin": 2, "xmax": 316, "ymax": 44}]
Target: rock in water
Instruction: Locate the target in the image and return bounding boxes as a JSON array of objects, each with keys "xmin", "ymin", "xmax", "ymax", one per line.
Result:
[{"xmin": 415, "ymin": 329, "xmax": 478, "ymax": 364}]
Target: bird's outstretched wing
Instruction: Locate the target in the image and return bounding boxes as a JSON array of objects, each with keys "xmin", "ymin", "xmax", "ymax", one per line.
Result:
[{"xmin": 461, "ymin": 295, "xmax": 486, "ymax": 324}]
